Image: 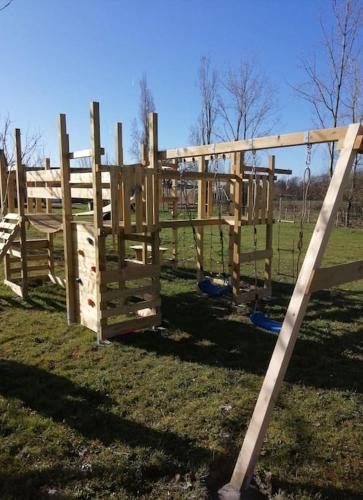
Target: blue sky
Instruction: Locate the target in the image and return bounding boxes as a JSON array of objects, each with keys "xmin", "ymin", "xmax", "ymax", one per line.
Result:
[{"xmin": 0, "ymin": 0, "xmax": 348, "ymax": 174}]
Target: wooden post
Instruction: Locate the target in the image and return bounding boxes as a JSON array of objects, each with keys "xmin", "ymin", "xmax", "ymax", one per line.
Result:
[
  {"xmin": 264, "ymin": 155, "xmax": 275, "ymax": 293},
  {"xmin": 0, "ymin": 149, "xmax": 7, "ymax": 216},
  {"xmin": 59, "ymin": 113, "xmax": 76, "ymax": 323},
  {"xmin": 232, "ymin": 152, "xmax": 243, "ymax": 304},
  {"xmin": 148, "ymin": 112, "xmax": 161, "ymax": 321},
  {"xmin": 15, "ymin": 129, "xmax": 28, "ymax": 297},
  {"xmin": 115, "ymin": 122, "xmax": 126, "ymax": 295},
  {"xmin": 140, "ymin": 143, "xmax": 149, "ymax": 264},
  {"xmin": 197, "ymin": 156, "xmax": 206, "ymax": 280},
  {"xmin": 90, "ymin": 101, "xmax": 107, "ymax": 342},
  {"xmin": 44, "ymin": 157, "xmax": 55, "ymax": 277},
  {"xmin": 219, "ymin": 123, "xmax": 361, "ymax": 498},
  {"xmin": 171, "ymin": 159, "xmax": 178, "ymax": 268}
]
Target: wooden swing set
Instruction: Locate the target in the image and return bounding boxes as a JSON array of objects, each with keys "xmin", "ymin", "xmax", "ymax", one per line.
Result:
[{"xmin": 0, "ymin": 102, "xmax": 362, "ymax": 497}]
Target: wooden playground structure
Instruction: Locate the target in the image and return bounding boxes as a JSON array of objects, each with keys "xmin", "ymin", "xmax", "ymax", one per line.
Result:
[
  {"xmin": 0, "ymin": 101, "xmax": 291, "ymax": 342},
  {"xmin": 0, "ymin": 102, "xmax": 362, "ymax": 498}
]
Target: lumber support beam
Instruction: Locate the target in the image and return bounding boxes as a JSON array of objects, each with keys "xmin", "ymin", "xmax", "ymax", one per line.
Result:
[
  {"xmin": 159, "ymin": 126, "xmax": 348, "ymax": 160},
  {"xmin": 308, "ymin": 260, "xmax": 363, "ymax": 293}
]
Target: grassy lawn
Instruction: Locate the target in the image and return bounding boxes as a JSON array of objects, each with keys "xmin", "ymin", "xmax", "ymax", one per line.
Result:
[{"xmin": 0, "ymin": 221, "xmax": 362, "ymax": 499}]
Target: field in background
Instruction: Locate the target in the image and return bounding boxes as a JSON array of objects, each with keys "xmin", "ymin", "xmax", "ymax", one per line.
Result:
[{"xmin": 0, "ymin": 222, "xmax": 362, "ymax": 499}]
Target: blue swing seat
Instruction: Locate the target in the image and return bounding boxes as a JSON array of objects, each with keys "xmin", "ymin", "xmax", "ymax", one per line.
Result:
[
  {"xmin": 198, "ymin": 278, "xmax": 231, "ymax": 297},
  {"xmin": 250, "ymin": 311, "xmax": 282, "ymax": 334}
]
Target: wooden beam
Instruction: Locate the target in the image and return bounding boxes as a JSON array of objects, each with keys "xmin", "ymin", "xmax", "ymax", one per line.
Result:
[
  {"xmin": 148, "ymin": 112, "xmax": 161, "ymax": 324},
  {"xmin": 159, "ymin": 126, "xmax": 349, "ymax": 160},
  {"xmin": 68, "ymin": 147, "xmax": 105, "ymax": 159},
  {"xmin": 0, "ymin": 149, "xmax": 7, "ymax": 216},
  {"xmin": 90, "ymin": 101, "xmax": 107, "ymax": 342},
  {"xmin": 308, "ymin": 260, "xmax": 363, "ymax": 293},
  {"xmin": 44, "ymin": 158, "xmax": 54, "ymax": 277},
  {"xmin": 219, "ymin": 123, "xmax": 361, "ymax": 498},
  {"xmin": 59, "ymin": 113, "xmax": 76, "ymax": 323},
  {"xmin": 15, "ymin": 129, "xmax": 28, "ymax": 297}
]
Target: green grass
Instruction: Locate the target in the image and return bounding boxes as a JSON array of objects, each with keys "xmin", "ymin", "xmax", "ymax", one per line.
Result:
[{"xmin": 0, "ymin": 222, "xmax": 362, "ymax": 499}]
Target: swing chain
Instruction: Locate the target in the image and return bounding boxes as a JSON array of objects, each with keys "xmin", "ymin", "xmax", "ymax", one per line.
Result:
[
  {"xmin": 251, "ymin": 145, "xmax": 259, "ymax": 307},
  {"xmin": 296, "ymin": 143, "xmax": 312, "ymax": 274}
]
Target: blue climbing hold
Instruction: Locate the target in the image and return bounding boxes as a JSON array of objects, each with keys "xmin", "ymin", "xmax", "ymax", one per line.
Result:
[
  {"xmin": 250, "ymin": 311, "xmax": 282, "ymax": 334},
  {"xmin": 198, "ymin": 278, "xmax": 231, "ymax": 297}
]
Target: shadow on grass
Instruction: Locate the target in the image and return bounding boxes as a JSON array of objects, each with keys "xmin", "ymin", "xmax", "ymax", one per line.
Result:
[
  {"xmin": 116, "ymin": 275, "xmax": 362, "ymax": 394},
  {"xmin": 0, "ymin": 359, "xmax": 214, "ymax": 497}
]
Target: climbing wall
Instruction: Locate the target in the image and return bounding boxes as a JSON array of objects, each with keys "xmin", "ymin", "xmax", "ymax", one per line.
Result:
[{"xmin": 72, "ymin": 223, "xmax": 98, "ymax": 332}]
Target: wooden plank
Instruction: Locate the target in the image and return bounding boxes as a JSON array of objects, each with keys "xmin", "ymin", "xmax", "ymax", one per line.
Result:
[
  {"xmin": 59, "ymin": 113, "xmax": 76, "ymax": 323},
  {"xmin": 15, "ymin": 129, "xmax": 28, "ymax": 297},
  {"xmin": 9, "ymin": 254, "xmax": 47, "ymax": 263},
  {"xmin": 160, "ymin": 170, "xmax": 235, "ymax": 182},
  {"xmin": 0, "ymin": 150, "xmax": 7, "ymax": 217},
  {"xmin": 48, "ymin": 273, "xmax": 66, "ymax": 288},
  {"xmin": 159, "ymin": 126, "xmax": 348, "ymax": 160},
  {"xmin": 240, "ymin": 249, "xmax": 272, "ymax": 264},
  {"xmin": 122, "ymin": 167, "xmax": 132, "ymax": 233},
  {"xmin": 4, "ymin": 279, "xmax": 24, "ymax": 298},
  {"xmin": 90, "ymin": 101, "xmax": 107, "ymax": 342},
  {"xmin": 0, "ymin": 221, "xmax": 19, "ymax": 231},
  {"xmin": 11, "ymin": 264, "xmax": 49, "ymax": 273},
  {"xmin": 148, "ymin": 112, "xmax": 161, "ymax": 319},
  {"xmin": 102, "ymin": 283, "xmax": 159, "ymax": 302},
  {"xmin": 7, "ymin": 171, "xmax": 15, "ymax": 212},
  {"xmin": 10, "ymin": 238, "xmax": 48, "ymax": 249},
  {"xmin": 135, "ymin": 166, "xmax": 144, "ymax": 233},
  {"xmin": 4, "ymin": 212, "xmax": 20, "ymax": 220},
  {"xmin": 102, "ymin": 298, "xmax": 161, "ymax": 319},
  {"xmin": 26, "ymin": 169, "xmax": 62, "ymax": 183},
  {"xmin": 160, "ymin": 217, "xmax": 227, "ymax": 229},
  {"xmin": 100, "ymin": 263, "xmax": 159, "ymax": 284},
  {"xmin": 104, "ymin": 313, "xmax": 161, "ymax": 339},
  {"xmin": 308, "ymin": 260, "xmax": 363, "ymax": 293},
  {"xmin": 44, "ymin": 158, "xmax": 55, "ymax": 277},
  {"xmin": 222, "ymin": 123, "xmax": 361, "ymax": 496},
  {"xmin": 27, "ymin": 186, "xmax": 111, "ymax": 200},
  {"xmin": 68, "ymin": 147, "xmax": 104, "ymax": 159}
]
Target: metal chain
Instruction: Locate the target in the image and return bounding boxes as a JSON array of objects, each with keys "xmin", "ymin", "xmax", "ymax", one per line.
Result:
[
  {"xmin": 251, "ymin": 145, "xmax": 259, "ymax": 308},
  {"xmin": 296, "ymin": 143, "xmax": 312, "ymax": 277}
]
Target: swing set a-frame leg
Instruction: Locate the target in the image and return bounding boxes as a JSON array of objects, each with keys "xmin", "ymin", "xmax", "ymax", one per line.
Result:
[{"xmin": 218, "ymin": 123, "xmax": 361, "ymax": 500}]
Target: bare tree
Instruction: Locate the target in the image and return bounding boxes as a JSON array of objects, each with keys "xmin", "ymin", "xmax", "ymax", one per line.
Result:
[
  {"xmin": 189, "ymin": 56, "xmax": 218, "ymax": 145},
  {"xmin": 344, "ymin": 61, "xmax": 363, "ymax": 224},
  {"xmin": 217, "ymin": 56, "xmax": 278, "ymax": 142},
  {"xmin": 0, "ymin": 0, "xmax": 14, "ymax": 12},
  {"xmin": 129, "ymin": 73, "xmax": 155, "ymax": 160},
  {"xmin": 0, "ymin": 115, "xmax": 42, "ymax": 167},
  {"xmin": 294, "ymin": 0, "xmax": 362, "ymax": 176}
]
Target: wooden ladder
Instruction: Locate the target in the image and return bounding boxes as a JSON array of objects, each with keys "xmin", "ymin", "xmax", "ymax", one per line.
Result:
[{"xmin": 0, "ymin": 213, "xmax": 20, "ymax": 262}]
